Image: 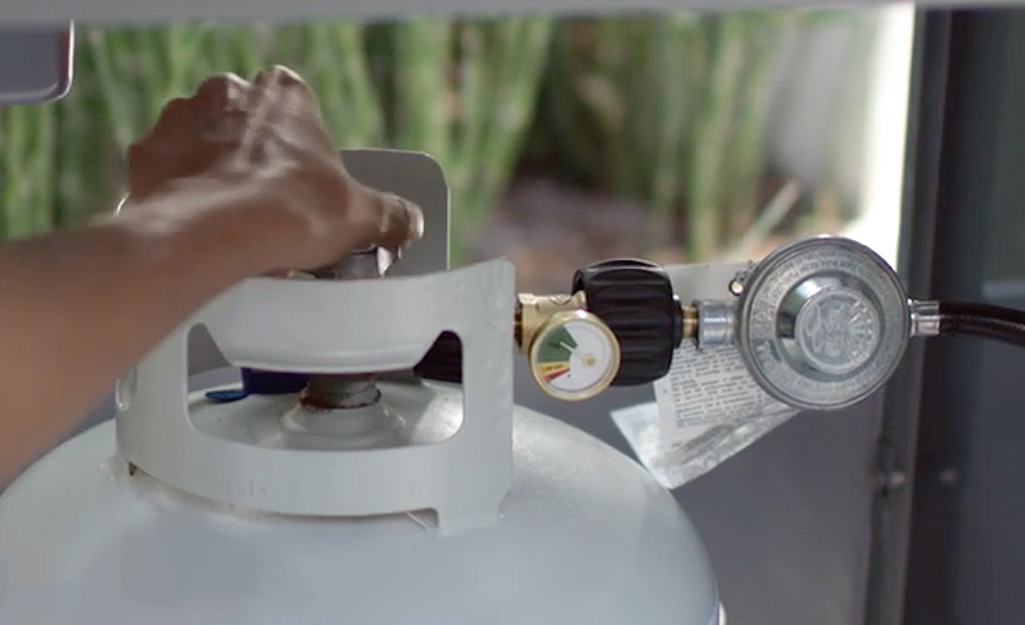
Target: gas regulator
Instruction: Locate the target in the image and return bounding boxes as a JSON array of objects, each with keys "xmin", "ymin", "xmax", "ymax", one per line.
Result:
[{"xmin": 509, "ymin": 236, "xmax": 933, "ymax": 411}]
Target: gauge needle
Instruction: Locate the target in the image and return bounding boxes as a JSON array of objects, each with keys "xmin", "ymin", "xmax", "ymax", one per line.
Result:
[{"xmin": 561, "ymin": 342, "xmax": 597, "ymax": 368}]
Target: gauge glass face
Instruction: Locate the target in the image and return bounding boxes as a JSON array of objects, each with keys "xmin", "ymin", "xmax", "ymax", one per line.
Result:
[{"xmin": 533, "ymin": 316, "xmax": 618, "ymax": 398}]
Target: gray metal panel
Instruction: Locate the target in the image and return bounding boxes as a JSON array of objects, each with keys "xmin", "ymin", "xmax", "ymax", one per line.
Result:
[
  {"xmin": 862, "ymin": 10, "xmax": 946, "ymax": 625},
  {"xmin": 898, "ymin": 10, "xmax": 1025, "ymax": 625},
  {"xmin": 939, "ymin": 18, "xmax": 1025, "ymax": 621},
  {"xmin": 0, "ymin": 25, "xmax": 73, "ymax": 105}
]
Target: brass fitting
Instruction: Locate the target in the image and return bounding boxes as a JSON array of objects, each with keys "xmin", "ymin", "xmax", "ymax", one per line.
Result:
[
  {"xmin": 682, "ymin": 304, "xmax": 698, "ymax": 341},
  {"xmin": 516, "ymin": 292, "xmax": 588, "ymax": 353}
]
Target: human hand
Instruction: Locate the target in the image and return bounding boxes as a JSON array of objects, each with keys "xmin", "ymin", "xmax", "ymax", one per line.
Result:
[{"xmin": 121, "ymin": 65, "xmax": 423, "ymax": 273}]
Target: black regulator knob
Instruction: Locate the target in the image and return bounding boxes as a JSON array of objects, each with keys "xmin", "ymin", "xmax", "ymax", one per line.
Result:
[{"xmin": 572, "ymin": 259, "xmax": 683, "ymax": 386}]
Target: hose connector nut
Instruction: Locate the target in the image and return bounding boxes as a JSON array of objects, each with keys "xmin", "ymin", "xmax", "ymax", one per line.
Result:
[{"xmin": 909, "ymin": 299, "xmax": 941, "ymax": 338}]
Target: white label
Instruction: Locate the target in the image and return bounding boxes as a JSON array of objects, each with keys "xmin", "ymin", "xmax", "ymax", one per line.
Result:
[
  {"xmin": 611, "ymin": 401, "xmax": 793, "ymax": 488},
  {"xmin": 610, "ymin": 261, "xmax": 799, "ymax": 489},
  {"xmin": 654, "ymin": 343, "xmax": 785, "ymax": 429}
]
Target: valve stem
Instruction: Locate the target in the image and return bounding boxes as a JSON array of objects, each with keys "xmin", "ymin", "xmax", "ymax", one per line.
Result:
[{"xmin": 301, "ymin": 247, "xmax": 393, "ymax": 410}]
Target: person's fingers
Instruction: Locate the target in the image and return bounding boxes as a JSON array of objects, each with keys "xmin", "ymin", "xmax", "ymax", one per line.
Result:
[
  {"xmin": 192, "ymin": 73, "xmax": 251, "ymax": 144},
  {"xmin": 130, "ymin": 74, "xmax": 250, "ymax": 174},
  {"xmin": 349, "ymin": 185, "xmax": 425, "ymax": 253},
  {"xmin": 252, "ymin": 65, "xmax": 308, "ymax": 92},
  {"xmin": 264, "ymin": 66, "xmax": 320, "ymax": 118},
  {"xmin": 192, "ymin": 72, "xmax": 250, "ymax": 110},
  {"xmin": 398, "ymin": 194, "xmax": 427, "ymax": 243},
  {"xmin": 248, "ymin": 65, "xmax": 332, "ymax": 153},
  {"xmin": 135, "ymin": 96, "xmax": 194, "ymax": 147},
  {"xmin": 239, "ymin": 67, "xmax": 303, "ymax": 162},
  {"xmin": 250, "ymin": 65, "xmax": 311, "ymax": 113}
]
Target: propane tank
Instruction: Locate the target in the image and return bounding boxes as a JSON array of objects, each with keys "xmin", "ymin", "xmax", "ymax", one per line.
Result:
[{"xmin": 0, "ymin": 150, "xmax": 722, "ymax": 625}]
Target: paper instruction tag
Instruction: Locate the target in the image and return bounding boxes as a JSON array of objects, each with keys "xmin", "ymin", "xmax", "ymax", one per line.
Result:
[{"xmin": 610, "ymin": 261, "xmax": 799, "ymax": 488}]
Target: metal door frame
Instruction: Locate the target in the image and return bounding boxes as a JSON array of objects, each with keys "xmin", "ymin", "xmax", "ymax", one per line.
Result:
[{"xmin": 866, "ymin": 9, "xmax": 1025, "ymax": 624}]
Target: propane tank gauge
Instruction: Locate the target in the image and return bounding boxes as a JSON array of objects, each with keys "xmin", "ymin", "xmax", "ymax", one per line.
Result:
[{"xmin": 528, "ymin": 309, "xmax": 621, "ymax": 401}]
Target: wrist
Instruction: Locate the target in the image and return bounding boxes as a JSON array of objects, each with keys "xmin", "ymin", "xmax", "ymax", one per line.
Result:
[{"xmin": 96, "ymin": 177, "xmax": 296, "ymax": 285}]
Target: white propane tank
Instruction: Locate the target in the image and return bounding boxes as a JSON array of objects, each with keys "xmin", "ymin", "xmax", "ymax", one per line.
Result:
[{"xmin": 0, "ymin": 150, "xmax": 722, "ymax": 625}]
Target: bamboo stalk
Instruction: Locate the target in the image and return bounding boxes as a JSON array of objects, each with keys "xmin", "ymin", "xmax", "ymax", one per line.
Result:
[
  {"xmin": 87, "ymin": 30, "xmax": 136, "ymax": 153},
  {"xmin": 54, "ymin": 39, "xmax": 113, "ymax": 228},
  {"xmin": 685, "ymin": 15, "xmax": 747, "ymax": 261},
  {"xmin": 536, "ymin": 26, "xmax": 603, "ymax": 185},
  {"xmin": 30, "ymin": 104, "xmax": 58, "ymax": 233},
  {"xmin": 451, "ymin": 17, "xmax": 553, "ymax": 265},
  {"xmin": 724, "ymin": 178, "xmax": 803, "ymax": 261},
  {"xmin": 452, "ymin": 23, "xmax": 486, "ymax": 200},
  {"xmin": 334, "ymin": 23, "xmax": 385, "ymax": 146},
  {"xmin": 643, "ymin": 17, "xmax": 692, "ymax": 253},
  {"xmin": 721, "ymin": 14, "xmax": 789, "ymax": 240},
  {"xmin": 392, "ymin": 20, "xmax": 452, "ymax": 165},
  {"xmin": 164, "ymin": 23, "xmax": 210, "ymax": 98},
  {"xmin": 307, "ymin": 23, "xmax": 351, "ymax": 144},
  {"xmin": 131, "ymin": 28, "xmax": 170, "ymax": 124},
  {"xmin": 231, "ymin": 25, "xmax": 265, "ymax": 78},
  {"xmin": 2, "ymin": 106, "xmax": 31, "ymax": 237}
]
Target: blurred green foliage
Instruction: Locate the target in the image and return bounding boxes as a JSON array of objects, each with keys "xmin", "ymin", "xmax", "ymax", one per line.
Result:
[
  {"xmin": 0, "ymin": 10, "xmax": 854, "ymax": 263},
  {"xmin": 530, "ymin": 11, "xmax": 819, "ymax": 260}
]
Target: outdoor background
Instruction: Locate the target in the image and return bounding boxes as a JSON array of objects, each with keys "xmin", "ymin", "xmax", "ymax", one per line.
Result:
[{"xmin": 0, "ymin": 8, "xmax": 910, "ymax": 292}]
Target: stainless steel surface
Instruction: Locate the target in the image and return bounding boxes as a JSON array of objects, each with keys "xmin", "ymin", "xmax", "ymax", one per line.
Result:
[
  {"xmin": 0, "ymin": 26, "xmax": 73, "ymax": 105},
  {"xmin": 694, "ymin": 300, "xmax": 737, "ymax": 349},
  {"xmin": 908, "ymin": 299, "xmax": 941, "ymax": 337},
  {"xmin": 736, "ymin": 236, "xmax": 911, "ymax": 411}
]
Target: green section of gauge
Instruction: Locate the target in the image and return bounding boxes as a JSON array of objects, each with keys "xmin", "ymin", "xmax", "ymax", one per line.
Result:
[{"xmin": 538, "ymin": 325, "xmax": 577, "ymax": 362}]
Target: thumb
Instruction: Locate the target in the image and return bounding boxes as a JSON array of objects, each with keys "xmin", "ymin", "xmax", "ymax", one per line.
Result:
[{"xmin": 348, "ymin": 184, "xmax": 425, "ymax": 254}]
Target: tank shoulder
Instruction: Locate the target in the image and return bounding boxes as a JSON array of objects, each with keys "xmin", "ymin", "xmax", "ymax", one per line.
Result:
[{"xmin": 0, "ymin": 413, "xmax": 720, "ymax": 625}]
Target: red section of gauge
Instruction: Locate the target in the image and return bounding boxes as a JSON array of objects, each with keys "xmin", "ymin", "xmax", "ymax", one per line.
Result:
[{"xmin": 541, "ymin": 362, "xmax": 571, "ymax": 382}]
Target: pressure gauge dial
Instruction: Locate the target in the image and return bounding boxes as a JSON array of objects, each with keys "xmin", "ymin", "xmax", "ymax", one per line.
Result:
[{"xmin": 528, "ymin": 310, "xmax": 621, "ymax": 401}]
